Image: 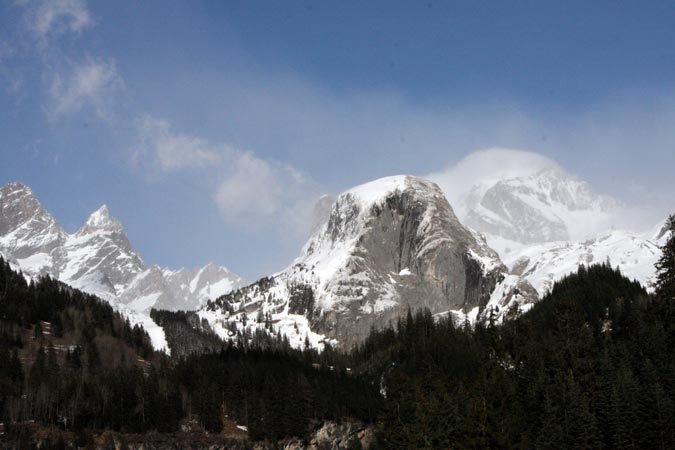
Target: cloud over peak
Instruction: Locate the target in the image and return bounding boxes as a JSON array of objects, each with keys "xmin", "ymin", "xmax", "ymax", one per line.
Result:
[{"xmin": 427, "ymin": 147, "xmax": 560, "ymax": 218}]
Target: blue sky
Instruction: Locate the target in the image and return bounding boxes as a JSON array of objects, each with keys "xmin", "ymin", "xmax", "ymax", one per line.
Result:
[{"xmin": 1, "ymin": 0, "xmax": 674, "ymax": 279}]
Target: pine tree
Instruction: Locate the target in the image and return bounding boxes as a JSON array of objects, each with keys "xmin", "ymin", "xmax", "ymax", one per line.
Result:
[{"xmin": 655, "ymin": 214, "xmax": 675, "ymax": 300}]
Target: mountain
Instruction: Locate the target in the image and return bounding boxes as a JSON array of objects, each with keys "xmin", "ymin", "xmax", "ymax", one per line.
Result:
[
  {"xmin": 0, "ymin": 182, "xmax": 68, "ymax": 273},
  {"xmin": 0, "ymin": 182, "xmax": 245, "ymax": 349},
  {"xmin": 62, "ymin": 205, "xmax": 146, "ymax": 301},
  {"xmin": 201, "ymin": 175, "xmax": 538, "ymax": 349},
  {"xmin": 428, "ymin": 149, "xmax": 668, "ymax": 299},
  {"xmin": 429, "ymin": 149, "xmax": 619, "ymax": 255},
  {"xmin": 463, "ymin": 167, "xmax": 617, "ymax": 253},
  {"xmin": 509, "ymin": 220, "xmax": 670, "ymax": 296}
]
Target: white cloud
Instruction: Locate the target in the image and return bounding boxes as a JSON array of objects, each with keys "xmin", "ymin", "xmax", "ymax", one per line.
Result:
[
  {"xmin": 214, "ymin": 151, "xmax": 311, "ymax": 222},
  {"xmin": 24, "ymin": 0, "xmax": 93, "ymax": 46},
  {"xmin": 48, "ymin": 57, "xmax": 122, "ymax": 119},
  {"xmin": 134, "ymin": 115, "xmax": 316, "ymax": 226},
  {"xmin": 135, "ymin": 116, "xmax": 221, "ymax": 171},
  {"xmin": 426, "ymin": 147, "xmax": 560, "ymax": 218}
]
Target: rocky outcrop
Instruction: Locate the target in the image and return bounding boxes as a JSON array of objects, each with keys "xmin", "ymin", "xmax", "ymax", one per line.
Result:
[
  {"xmin": 277, "ymin": 421, "xmax": 374, "ymax": 450},
  {"xmin": 0, "ymin": 421, "xmax": 373, "ymax": 450}
]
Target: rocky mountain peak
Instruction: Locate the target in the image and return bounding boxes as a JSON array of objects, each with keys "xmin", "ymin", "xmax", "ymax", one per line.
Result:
[
  {"xmin": 77, "ymin": 204, "xmax": 125, "ymax": 235},
  {"xmin": 0, "ymin": 182, "xmax": 66, "ymax": 261},
  {"xmin": 0, "ymin": 182, "xmax": 61, "ymax": 233},
  {"xmin": 202, "ymin": 175, "xmax": 536, "ymax": 349}
]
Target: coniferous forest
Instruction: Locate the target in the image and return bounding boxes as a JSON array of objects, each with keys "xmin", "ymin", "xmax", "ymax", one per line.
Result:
[{"xmin": 1, "ymin": 216, "xmax": 675, "ymax": 449}]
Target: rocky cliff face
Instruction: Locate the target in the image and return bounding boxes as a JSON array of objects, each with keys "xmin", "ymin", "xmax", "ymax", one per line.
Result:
[{"xmin": 202, "ymin": 176, "xmax": 537, "ymax": 349}]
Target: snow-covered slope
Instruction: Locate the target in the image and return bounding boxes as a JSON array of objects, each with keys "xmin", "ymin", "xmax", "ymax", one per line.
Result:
[
  {"xmin": 61, "ymin": 205, "xmax": 146, "ymax": 301},
  {"xmin": 0, "ymin": 182, "xmax": 246, "ymax": 350},
  {"xmin": 509, "ymin": 220, "xmax": 670, "ymax": 297},
  {"xmin": 201, "ymin": 175, "xmax": 537, "ymax": 349}
]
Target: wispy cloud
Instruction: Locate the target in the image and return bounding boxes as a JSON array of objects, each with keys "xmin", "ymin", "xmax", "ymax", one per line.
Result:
[
  {"xmin": 47, "ymin": 57, "xmax": 122, "ymax": 120},
  {"xmin": 21, "ymin": 0, "xmax": 93, "ymax": 47},
  {"xmin": 5, "ymin": 0, "xmax": 120, "ymax": 121},
  {"xmin": 214, "ymin": 151, "xmax": 312, "ymax": 222},
  {"xmin": 134, "ymin": 115, "xmax": 221, "ymax": 171},
  {"xmin": 134, "ymin": 115, "xmax": 317, "ymax": 227}
]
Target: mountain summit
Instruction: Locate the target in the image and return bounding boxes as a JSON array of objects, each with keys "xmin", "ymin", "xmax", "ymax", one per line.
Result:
[
  {"xmin": 78, "ymin": 204, "xmax": 125, "ymax": 235},
  {"xmin": 464, "ymin": 166, "xmax": 617, "ymax": 250},
  {"xmin": 202, "ymin": 175, "xmax": 537, "ymax": 349},
  {"xmin": 0, "ymin": 182, "xmax": 67, "ymax": 266}
]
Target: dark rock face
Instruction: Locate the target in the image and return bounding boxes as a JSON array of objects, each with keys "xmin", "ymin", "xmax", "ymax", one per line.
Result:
[
  {"xmin": 463, "ymin": 252, "xmax": 503, "ymax": 308},
  {"xmin": 288, "ymin": 284, "xmax": 315, "ymax": 316}
]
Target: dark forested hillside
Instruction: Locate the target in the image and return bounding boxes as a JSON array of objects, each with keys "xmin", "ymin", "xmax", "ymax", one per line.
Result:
[{"xmin": 0, "ymin": 257, "xmax": 380, "ymax": 448}]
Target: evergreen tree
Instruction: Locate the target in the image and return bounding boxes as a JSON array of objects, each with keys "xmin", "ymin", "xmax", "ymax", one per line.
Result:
[{"xmin": 655, "ymin": 214, "xmax": 675, "ymax": 300}]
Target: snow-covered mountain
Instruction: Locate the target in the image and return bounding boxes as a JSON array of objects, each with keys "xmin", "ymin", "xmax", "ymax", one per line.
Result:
[
  {"xmin": 430, "ymin": 149, "xmax": 669, "ymax": 299},
  {"xmin": 0, "ymin": 182, "xmax": 246, "ymax": 349},
  {"xmin": 200, "ymin": 175, "xmax": 538, "ymax": 350},
  {"xmin": 429, "ymin": 149, "xmax": 619, "ymax": 255},
  {"xmin": 464, "ymin": 167, "xmax": 617, "ymax": 248},
  {"xmin": 508, "ymin": 220, "xmax": 670, "ymax": 297},
  {"xmin": 0, "ymin": 181, "xmax": 68, "ymax": 271}
]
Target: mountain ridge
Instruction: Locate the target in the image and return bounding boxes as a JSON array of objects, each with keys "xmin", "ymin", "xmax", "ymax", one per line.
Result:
[{"xmin": 0, "ymin": 181, "xmax": 246, "ymax": 350}]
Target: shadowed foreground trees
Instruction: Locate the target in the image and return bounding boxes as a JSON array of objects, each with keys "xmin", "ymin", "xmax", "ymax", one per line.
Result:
[{"xmin": 0, "ymin": 257, "xmax": 380, "ymax": 442}]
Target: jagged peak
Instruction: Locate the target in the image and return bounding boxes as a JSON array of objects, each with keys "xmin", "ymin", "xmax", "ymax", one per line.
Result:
[
  {"xmin": 78, "ymin": 204, "xmax": 125, "ymax": 235},
  {"xmin": 1, "ymin": 181, "xmax": 33, "ymax": 194},
  {"xmin": 1, "ymin": 181, "xmax": 40, "ymax": 205},
  {"xmin": 202, "ymin": 261, "xmax": 233, "ymax": 273},
  {"xmin": 0, "ymin": 182, "xmax": 64, "ymax": 237}
]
